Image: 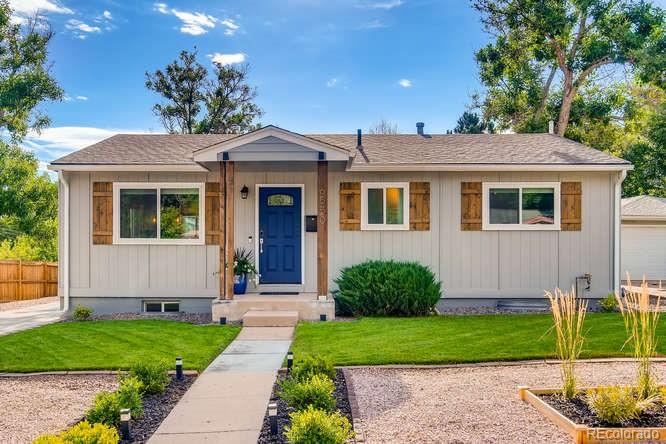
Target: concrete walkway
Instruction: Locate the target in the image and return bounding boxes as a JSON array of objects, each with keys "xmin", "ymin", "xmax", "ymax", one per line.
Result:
[
  {"xmin": 149, "ymin": 326, "xmax": 294, "ymax": 444},
  {"xmin": 0, "ymin": 301, "xmax": 63, "ymax": 336}
]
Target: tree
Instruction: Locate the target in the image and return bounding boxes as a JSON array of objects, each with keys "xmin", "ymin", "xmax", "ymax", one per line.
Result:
[
  {"xmin": 368, "ymin": 119, "xmax": 398, "ymax": 134},
  {"xmin": 0, "ymin": 0, "xmax": 63, "ymax": 140},
  {"xmin": 454, "ymin": 111, "xmax": 494, "ymax": 133},
  {"xmin": 472, "ymin": 0, "xmax": 665, "ymax": 135},
  {"xmin": 146, "ymin": 49, "xmax": 262, "ymax": 134}
]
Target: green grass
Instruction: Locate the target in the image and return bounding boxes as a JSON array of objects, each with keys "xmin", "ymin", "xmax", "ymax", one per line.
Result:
[
  {"xmin": 291, "ymin": 314, "xmax": 666, "ymax": 366},
  {"xmin": 0, "ymin": 320, "xmax": 240, "ymax": 372}
]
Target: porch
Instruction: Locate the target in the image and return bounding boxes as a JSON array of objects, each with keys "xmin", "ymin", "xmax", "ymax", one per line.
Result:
[{"xmin": 195, "ymin": 127, "xmax": 350, "ymax": 323}]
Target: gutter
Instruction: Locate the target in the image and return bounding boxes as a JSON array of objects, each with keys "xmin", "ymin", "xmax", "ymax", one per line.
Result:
[
  {"xmin": 346, "ymin": 163, "xmax": 634, "ymax": 172},
  {"xmin": 59, "ymin": 172, "xmax": 70, "ymax": 312},
  {"xmin": 614, "ymin": 170, "xmax": 628, "ymax": 294}
]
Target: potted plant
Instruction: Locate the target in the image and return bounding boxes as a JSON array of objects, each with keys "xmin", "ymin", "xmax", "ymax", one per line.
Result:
[{"xmin": 233, "ymin": 247, "xmax": 257, "ymax": 295}]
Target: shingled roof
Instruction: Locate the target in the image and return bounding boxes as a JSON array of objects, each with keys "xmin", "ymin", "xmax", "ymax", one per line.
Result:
[
  {"xmin": 51, "ymin": 130, "xmax": 629, "ymax": 168},
  {"xmin": 622, "ymin": 196, "xmax": 666, "ymax": 219}
]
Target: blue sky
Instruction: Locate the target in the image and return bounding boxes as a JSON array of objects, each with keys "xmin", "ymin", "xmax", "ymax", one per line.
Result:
[{"xmin": 13, "ymin": 0, "xmax": 661, "ymax": 169}]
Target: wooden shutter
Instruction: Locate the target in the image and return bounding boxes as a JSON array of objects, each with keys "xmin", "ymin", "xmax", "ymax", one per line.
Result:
[
  {"xmin": 92, "ymin": 182, "xmax": 113, "ymax": 244},
  {"xmin": 409, "ymin": 182, "xmax": 430, "ymax": 231},
  {"xmin": 561, "ymin": 182, "xmax": 582, "ymax": 231},
  {"xmin": 339, "ymin": 182, "xmax": 361, "ymax": 231},
  {"xmin": 205, "ymin": 182, "xmax": 222, "ymax": 244},
  {"xmin": 461, "ymin": 182, "xmax": 482, "ymax": 231}
]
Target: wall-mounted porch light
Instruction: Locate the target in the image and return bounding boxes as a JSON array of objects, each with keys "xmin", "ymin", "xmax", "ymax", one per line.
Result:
[{"xmin": 240, "ymin": 185, "xmax": 249, "ymax": 200}]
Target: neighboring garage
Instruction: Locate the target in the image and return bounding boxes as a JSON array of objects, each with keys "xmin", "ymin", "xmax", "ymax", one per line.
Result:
[{"xmin": 621, "ymin": 195, "xmax": 666, "ymax": 281}]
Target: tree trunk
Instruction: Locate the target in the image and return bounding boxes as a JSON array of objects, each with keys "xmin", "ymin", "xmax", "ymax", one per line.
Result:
[
  {"xmin": 535, "ymin": 65, "xmax": 557, "ymax": 121},
  {"xmin": 556, "ymin": 74, "xmax": 575, "ymax": 136}
]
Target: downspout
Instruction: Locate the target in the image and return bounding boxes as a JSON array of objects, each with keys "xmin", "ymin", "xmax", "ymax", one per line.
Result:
[
  {"xmin": 59, "ymin": 172, "xmax": 70, "ymax": 311},
  {"xmin": 613, "ymin": 170, "xmax": 627, "ymax": 294}
]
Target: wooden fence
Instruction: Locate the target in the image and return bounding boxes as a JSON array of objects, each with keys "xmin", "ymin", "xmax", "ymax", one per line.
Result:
[{"xmin": 0, "ymin": 260, "xmax": 58, "ymax": 302}]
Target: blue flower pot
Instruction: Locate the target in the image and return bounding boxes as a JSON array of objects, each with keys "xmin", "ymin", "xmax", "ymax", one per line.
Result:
[{"xmin": 233, "ymin": 273, "xmax": 248, "ymax": 295}]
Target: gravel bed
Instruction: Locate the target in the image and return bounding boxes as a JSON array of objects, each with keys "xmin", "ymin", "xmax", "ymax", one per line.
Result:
[
  {"xmin": 258, "ymin": 369, "xmax": 352, "ymax": 443},
  {"xmin": 122, "ymin": 375, "xmax": 196, "ymax": 443},
  {"xmin": 83, "ymin": 312, "xmax": 211, "ymax": 324},
  {"xmin": 348, "ymin": 361, "xmax": 666, "ymax": 443},
  {"xmin": 541, "ymin": 393, "xmax": 666, "ymax": 428},
  {"xmin": 0, "ymin": 297, "xmax": 58, "ymax": 312},
  {"xmin": 0, "ymin": 374, "xmax": 118, "ymax": 443}
]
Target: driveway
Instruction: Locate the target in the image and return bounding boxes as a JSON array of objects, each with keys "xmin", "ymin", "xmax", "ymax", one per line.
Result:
[{"xmin": 0, "ymin": 301, "xmax": 63, "ymax": 336}]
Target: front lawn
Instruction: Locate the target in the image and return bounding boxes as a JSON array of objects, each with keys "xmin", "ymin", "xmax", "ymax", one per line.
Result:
[
  {"xmin": 291, "ymin": 314, "xmax": 666, "ymax": 366},
  {"xmin": 0, "ymin": 320, "xmax": 240, "ymax": 372}
]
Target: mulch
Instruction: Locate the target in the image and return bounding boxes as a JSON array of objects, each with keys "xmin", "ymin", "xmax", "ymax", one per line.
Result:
[
  {"xmin": 540, "ymin": 393, "xmax": 666, "ymax": 428},
  {"xmin": 120, "ymin": 375, "xmax": 196, "ymax": 443},
  {"xmin": 257, "ymin": 369, "xmax": 353, "ymax": 443}
]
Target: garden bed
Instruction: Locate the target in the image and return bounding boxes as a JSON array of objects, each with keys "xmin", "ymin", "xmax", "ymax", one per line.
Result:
[
  {"xmin": 521, "ymin": 387, "xmax": 666, "ymax": 443},
  {"xmin": 257, "ymin": 369, "xmax": 353, "ymax": 443},
  {"xmin": 121, "ymin": 375, "xmax": 196, "ymax": 443}
]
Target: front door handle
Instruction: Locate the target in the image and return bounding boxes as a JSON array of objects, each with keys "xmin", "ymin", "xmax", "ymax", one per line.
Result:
[{"xmin": 259, "ymin": 231, "xmax": 264, "ymax": 254}]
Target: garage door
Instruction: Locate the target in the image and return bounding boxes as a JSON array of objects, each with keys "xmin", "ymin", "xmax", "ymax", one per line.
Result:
[{"xmin": 621, "ymin": 225, "xmax": 666, "ymax": 280}]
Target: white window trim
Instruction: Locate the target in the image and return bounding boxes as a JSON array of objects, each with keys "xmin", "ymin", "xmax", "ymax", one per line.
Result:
[
  {"xmin": 360, "ymin": 182, "xmax": 410, "ymax": 231},
  {"xmin": 482, "ymin": 182, "xmax": 561, "ymax": 231},
  {"xmin": 143, "ymin": 300, "xmax": 181, "ymax": 312},
  {"xmin": 112, "ymin": 182, "xmax": 205, "ymax": 245}
]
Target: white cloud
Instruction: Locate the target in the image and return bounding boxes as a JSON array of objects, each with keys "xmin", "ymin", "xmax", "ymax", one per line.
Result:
[
  {"xmin": 154, "ymin": 2, "xmax": 169, "ymax": 14},
  {"xmin": 398, "ymin": 78, "xmax": 413, "ymax": 88},
  {"xmin": 171, "ymin": 9, "xmax": 217, "ymax": 35},
  {"xmin": 102, "ymin": 10, "xmax": 112, "ymax": 19},
  {"xmin": 220, "ymin": 18, "xmax": 239, "ymax": 36},
  {"xmin": 207, "ymin": 52, "xmax": 246, "ymax": 66},
  {"xmin": 357, "ymin": 0, "xmax": 403, "ymax": 9},
  {"xmin": 9, "ymin": 0, "xmax": 73, "ymax": 16},
  {"xmin": 65, "ymin": 19, "xmax": 101, "ymax": 38},
  {"xmin": 22, "ymin": 126, "xmax": 147, "ymax": 161},
  {"xmin": 75, "ymin": 95, "xmax": 88, "ymax": 101},
  {"xmin": 358, "ymin": 19, "xmax": 387, "ymax": 29},
  {"xmin": 326, "ymin": 78, "xmax": 339, "ymax": 88}
]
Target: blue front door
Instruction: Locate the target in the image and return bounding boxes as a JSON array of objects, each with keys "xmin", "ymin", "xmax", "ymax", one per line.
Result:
[{"xmin": 258, "ymin": 187, "xmax": 302, "ymax": 284}]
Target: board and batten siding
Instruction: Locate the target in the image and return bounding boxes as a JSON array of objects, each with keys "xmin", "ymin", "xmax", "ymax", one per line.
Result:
[
  {"xmin": 328, "ymin": 171, "xmax": 615, "ymax": 299},
  {"xmin": 61, "ymin": 168, "xmax": 616, "ymax": 301}
]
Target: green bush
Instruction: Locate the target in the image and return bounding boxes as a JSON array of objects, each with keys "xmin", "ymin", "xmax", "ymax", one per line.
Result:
[
  {"xmin": 72, "ymin": 305, "xmax": 93, "ymax": 321},
  {"xmin": 86, "ymin": 376, "xmax": 143, "ymax": 426},
  {"xmin": 285, "ymin": 406, "xmax": 354, "ymax": 444},
  {"xmin": 333, "ymin": 260, "xmax": 441, "ymax": 316},
  {"xmin": 291, "ymin": 355, "xmax": 336, "ymax": 383},
  {"xmin": 586, "ymin": 386, "xmax": 658, "ymax": 425},
  {"xmin": 129, "ymin": 361, "xmax": 170, "ymax": 395},
  {"xmin": 32, "ymin": 420, "xmax": 119, "ymax": 444},
  {"xmin": 280, "ymin": 374, "xmax": 337, "ymax": 412},
  {"xmin": 599, "ymin": 293, "xmax": 618, "ymax": 312}
]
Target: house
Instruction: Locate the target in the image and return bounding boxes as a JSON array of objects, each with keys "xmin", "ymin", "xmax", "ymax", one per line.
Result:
[
  {"xmin": 621, "ymin": 195, "xmax": 666, "ymax": 282},
  {"xmin": 49, "ymin": 124, "xmax": 631, "ymax": 321}
]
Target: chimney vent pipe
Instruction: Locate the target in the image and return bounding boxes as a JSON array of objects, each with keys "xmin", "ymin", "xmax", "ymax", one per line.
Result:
[{"xmin": 416, "ymin": 122, "xmax": 425, "ymax": 135}]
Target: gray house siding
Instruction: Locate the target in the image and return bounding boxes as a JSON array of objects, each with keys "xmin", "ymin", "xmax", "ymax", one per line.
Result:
[{"xmin": 60, "ymin": 167, "xmax": 617, "ymax": 313}]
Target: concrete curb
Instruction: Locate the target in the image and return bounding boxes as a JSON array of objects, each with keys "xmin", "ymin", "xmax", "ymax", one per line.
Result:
[
  {"xmin": 0, "ymin": 370, "xmax": 199, "ymax": 377},
  {"xmin": 337, "ymin": 357, "xmax": 666, "ymax": 371}
]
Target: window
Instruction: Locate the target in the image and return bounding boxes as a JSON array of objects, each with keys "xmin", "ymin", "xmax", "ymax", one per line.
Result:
[
  {"xmin": 482, "ymin": 182, "xmax": 560, "ymax": 230},
  {"xmin": 113, "ymin": 183, "xmax": 205, "ymax": 244},
  {"xmin": 361, "ymin": 182, "xmax": 409, "ymax": 230},
  {"xmin": 267, "ymin": 194, "xmax": 294, "ymax": 206},
  {"xmin": 144, "ymin": 301, "xmax": 180, "ymax": 313}
]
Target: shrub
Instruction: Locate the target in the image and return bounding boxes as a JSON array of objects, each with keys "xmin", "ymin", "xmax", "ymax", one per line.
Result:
[
  {"xmin": 72, "ymin": 305, "xmax": 92, "ymax": 321},
  {"xmin": 129, "ymin": 361, "xmax": 170, "ymax": 395},
  {"xmin": 545, "ymin": 287, "xmax": 587, "ymax": 399},
  {"xmin": 333, "ymin": 260, "xmax": 441, "ymax": 316},
  {"xmin": 86, "ymin": 376, "xmax": 143, "ymax": 426},
  {"xmin": 285, "ymin": 406, "xmax": 354, "ymax": 444},
  {"xmin": 586, "ymin": 386, "xmax": 658, "ymax": 425},
  {"xmin": 280, "ymin": 374, "xmax": 337, "ymax": 412},
  {"xmin": 32, "ymin": 420, "xmax": 119, "ymax": 444},
  {"xmin": 599, "ymin": 293, "xmax": 618, "ymax": 312},
  {"xmin": 290, "ymin": 355, "xmax": 336, "ymax": 383}
]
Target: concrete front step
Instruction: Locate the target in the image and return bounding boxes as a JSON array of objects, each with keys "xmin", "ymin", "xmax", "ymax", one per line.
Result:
[{"xmin": 242, "ymin": 310, "xmax": 299, "ymax": 327}]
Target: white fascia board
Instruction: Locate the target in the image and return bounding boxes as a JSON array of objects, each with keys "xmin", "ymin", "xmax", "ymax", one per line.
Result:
[
  {"xmin": 193, "ymin": 126, "xmax": 350, "ymax": 162},
  {"xmin": 48, "ymin": 164, "xmax": 210, "ymax": 172},
  {"xmin": 347, "ymin": 163, "xmax": 633, "ymax": 172},
  {"xmin": 621, "ymin": 215, "xmax": 666, "ymax": 221}
]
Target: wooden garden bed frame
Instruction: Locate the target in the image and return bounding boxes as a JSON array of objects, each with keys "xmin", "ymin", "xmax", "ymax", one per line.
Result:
[{"xmin": 518, "ymin": 386, "xmax": 666, "ymax": 444}]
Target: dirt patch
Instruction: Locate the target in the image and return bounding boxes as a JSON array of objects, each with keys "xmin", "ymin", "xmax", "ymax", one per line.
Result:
[
  {"xmin": 347, "ymin": 361, "xmax": 666, "ymax": 443},
  {"xmin": 0, "ymin": 297, "xmax": 58, "ymax": 312},
  {"xmin": 0, "ymin": 374, "xmax": 118, "ymax": 443},
  {"xmin": 258, "ymin": 369, "xmax": 352, "ymax": 443}
]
